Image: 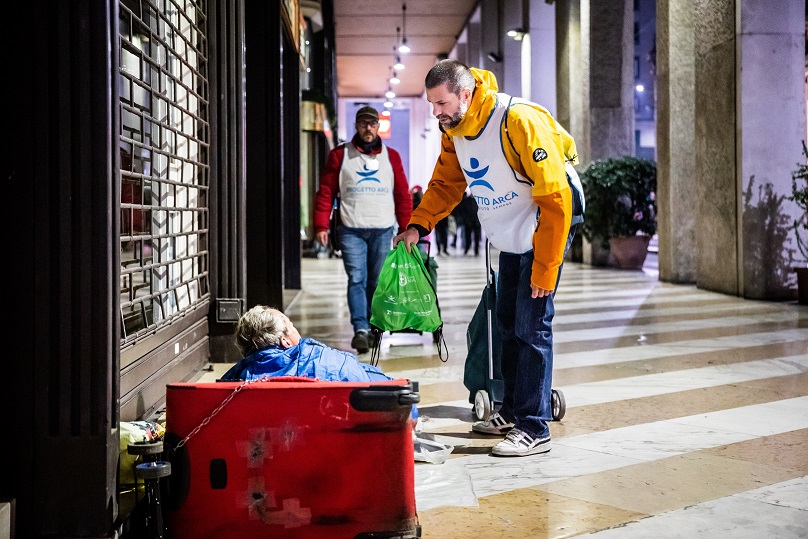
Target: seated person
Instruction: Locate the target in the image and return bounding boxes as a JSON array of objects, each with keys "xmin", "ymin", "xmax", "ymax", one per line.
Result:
[{"xmin": 222, "ymin": 305, "xmax": 418, "ymax": 420}]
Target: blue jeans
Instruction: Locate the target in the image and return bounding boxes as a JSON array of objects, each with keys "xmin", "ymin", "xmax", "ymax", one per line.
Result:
[
  {"xmin": 339, "ymin": 225, "xmax": 394, "ymax": 332},
  {"xmin": 496, "ymin": 228, "xmax": 576, "ymax": 438}
]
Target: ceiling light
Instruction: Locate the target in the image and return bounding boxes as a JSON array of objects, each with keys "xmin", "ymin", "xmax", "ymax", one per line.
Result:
[
  {"xmin": 394, "ymin": 57, "xmax": 405, "ymax": 71},
  {"xmin": 381, "ymin": 110, "xmax": 391, "ymax": 117},
  {"xmin": 635, "ymin": 84, "xmax": 645, "ymax": 92},
  {"xmin": 390, "ymin": 71, "xmax": 400, "ymax": 84},
  {"xmin": 398, "ymin": 4, "xmax": 411, "ymax": 53},
  {"xmin": 384, "ymin": 101, "xmax": 393, "ymax": 108},
  {"xmin": 385, "ymin": 88, "xmax": 396, "ymax": 99},
  {"xmin": 507, "ymin": 28, "xmax": 526, "ymax": 41}
]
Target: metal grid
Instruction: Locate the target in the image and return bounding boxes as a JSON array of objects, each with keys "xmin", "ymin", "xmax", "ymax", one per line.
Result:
[{"xmin": 118, "ymin": 0, "xmax": 210, "ymax": 341}]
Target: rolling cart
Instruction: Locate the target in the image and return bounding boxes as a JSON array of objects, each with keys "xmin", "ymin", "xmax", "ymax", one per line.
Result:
[{"xmin": 465, "ymin": 239, "xmax": 566, "ymax": 422}]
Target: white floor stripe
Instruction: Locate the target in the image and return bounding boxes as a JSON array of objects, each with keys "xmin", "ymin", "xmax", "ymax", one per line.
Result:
[
  {"xmin": 415, "ymin": 397, "xmax": 808, "ymax": 511},
  {"xmin": 553, "ymin": 328, "xmax": 808, "ymax": 369},
  {"xmin": 409, "ymin": 355, "xmax": 808, "ymax": 432},
  {"xmin": 554, "ymin": 300, "xmax": 787, "ymax": 324},
  {"xmin": 385, "ymin": 330, "xmax": 808, "ymax": 380},
  {"xmin": 577, "ymin": 476, "xmax": 808, "ymax": 538},
  {"xmin": 553, "ymin": 310, "xmax": 806, "ymax": 344},
  {"xmin": 560, "ymin": 355, "xmax": 808, "ymax": 407}
]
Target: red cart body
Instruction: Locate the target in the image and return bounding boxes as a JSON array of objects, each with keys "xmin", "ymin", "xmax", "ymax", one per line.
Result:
[{"xmin": 164, "ymin": 377, "xmax": 420, "ymax": 538}]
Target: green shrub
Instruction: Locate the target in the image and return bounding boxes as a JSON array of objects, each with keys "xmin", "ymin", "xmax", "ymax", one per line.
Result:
[
  {"xmin": 578, "ymin": 156, "xmax": 657, "ymax": 249},
  {"xmin": 789, "ymin": 141, "xmax": 808, "ymax": 261}
]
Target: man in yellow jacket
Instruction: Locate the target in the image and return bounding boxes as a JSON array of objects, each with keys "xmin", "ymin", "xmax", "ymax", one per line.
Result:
[{"xmin": 394, "ymin": 59, "xmax": 583, "ymax": 457}]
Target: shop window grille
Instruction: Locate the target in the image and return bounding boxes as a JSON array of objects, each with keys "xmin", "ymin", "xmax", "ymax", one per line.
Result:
[{"xmin": 118, "ymin": 0, "xmax": 209, "ymax": 342}]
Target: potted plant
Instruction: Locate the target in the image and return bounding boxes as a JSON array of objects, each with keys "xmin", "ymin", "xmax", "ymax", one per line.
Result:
[
  {"xmin": 789, "ymin": 141, "xmax": 808, "ymax": 304},
  {"xmin": 578, "ymin": 156, "xmax": 657, "ymax": 269}
]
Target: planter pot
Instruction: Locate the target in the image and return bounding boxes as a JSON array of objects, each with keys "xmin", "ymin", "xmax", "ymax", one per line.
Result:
[
  {"xmin": 796, "ymin": 266, "xmax": 808, "ymax": 305},
  {"xmin": 608, "ymin": 235, "xmax": 651, "ymax": 270}
]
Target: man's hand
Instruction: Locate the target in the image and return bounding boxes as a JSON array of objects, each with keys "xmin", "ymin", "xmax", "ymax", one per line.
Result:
[
  {"xmin": 531, "ymin": 283, "xmax": 553, "ymax": 299},
  {"xmin": 393, "ymin": 228, "xmax": 420, "ymax": 252},
  {"xmin": 316, "ymin": 231, "xmax": 329, "ymax": 247}
]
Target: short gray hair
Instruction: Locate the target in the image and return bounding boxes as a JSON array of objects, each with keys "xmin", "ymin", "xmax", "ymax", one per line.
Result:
[
  {"xmin": 424, "ymin": 59, "xmax": 475, "ymax": 96},
  {"xmin": 235, "ymin": 305, "xmax": 289, "ymax": 356}
]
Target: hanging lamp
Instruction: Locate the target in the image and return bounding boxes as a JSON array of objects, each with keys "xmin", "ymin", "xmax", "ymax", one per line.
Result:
[{"xmin": 398, "ymin": 4, "xmax": 410, "ymax": 53}]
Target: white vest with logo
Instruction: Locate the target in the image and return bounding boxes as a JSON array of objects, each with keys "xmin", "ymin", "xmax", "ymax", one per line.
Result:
[
  {"xmin": 339, "ymin": 144, "xmax": 396, "ymax": 229},
  {"xmin": 453, "ymin": 94, "xmax": 537, "ymax": 254}
]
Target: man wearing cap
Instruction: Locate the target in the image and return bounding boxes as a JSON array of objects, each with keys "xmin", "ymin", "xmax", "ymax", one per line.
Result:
[{"xmin": 314, "ymin": 106, "xmax": 412, "ymax": 354}]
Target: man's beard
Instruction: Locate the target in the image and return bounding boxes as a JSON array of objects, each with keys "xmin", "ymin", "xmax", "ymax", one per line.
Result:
[{"xmin": 441, "ymin": 99, "xmax": 468, "ymax": 129}]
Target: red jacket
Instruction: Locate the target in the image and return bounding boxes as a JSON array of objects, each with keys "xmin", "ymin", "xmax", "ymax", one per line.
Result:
[{"xmin": 313, "ymin": 140, "xmax": 412, "ymax": 233}]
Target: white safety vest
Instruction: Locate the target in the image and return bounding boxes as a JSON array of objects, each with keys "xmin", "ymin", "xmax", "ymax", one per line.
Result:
[
  {"xmin": 453, "ymin": 95, "xmax": 537, "ymax": 253},
  {"xmin": 338, "ymin": 144, "xmax": 396, "ymax": 229}
]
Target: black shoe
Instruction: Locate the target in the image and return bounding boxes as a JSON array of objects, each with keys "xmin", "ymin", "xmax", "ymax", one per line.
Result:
[{"xmin": 351, "ymin": 330, "xmax": 369, "ymax": 354}]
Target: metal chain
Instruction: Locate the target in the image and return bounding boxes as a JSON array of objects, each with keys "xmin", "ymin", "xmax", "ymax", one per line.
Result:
[{"xmin": 175, "ymin": 376, "xmax": 270, "ymax": 449}]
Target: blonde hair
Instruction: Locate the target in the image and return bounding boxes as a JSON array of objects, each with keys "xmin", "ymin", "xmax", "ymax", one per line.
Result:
[{"xmin": 235, "ymin": 305, "xmax": 289, "ymax": 356}]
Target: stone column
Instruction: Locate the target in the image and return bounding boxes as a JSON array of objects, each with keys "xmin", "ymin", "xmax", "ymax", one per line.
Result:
[
  {"xmin": 736, "ymin": 0, "xmax": 806, "ymax": 299},
  {"xmin": 559, "ymin": 0, "xmax": 634, "ymax": 265},
  {"xmin": 466, "ymin": 18, "xmax": 483, "ymax": 69},
  {"xmin": 528, "ymin": 1, "xmax": 557, "ymax": 114},
  {"xmin": 656, "ymin": 0, "xmax": 697, "ymax": 283},
  {"xmin": 480, "ymin": 0, "xmax": 505, "ymax": 84},
  {"xmin": 588, "ymin": 0, "xmax": 635, "ymax": 160},
  {"xmin": 693, "ymin": 0, "xmax": 805, "ymax": 299},
  {"xmin": 694, "ymin": 0, "xmax": 740, "ymax": 294},
  {"xmin": 555, "ymin": 0, "xmax": 589, "ymax": 163}
]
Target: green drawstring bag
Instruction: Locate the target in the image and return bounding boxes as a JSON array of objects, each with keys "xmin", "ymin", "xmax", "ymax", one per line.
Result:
[{"xmin": 371, "ymin": 242, "xmax": 443, "ymax": 334}]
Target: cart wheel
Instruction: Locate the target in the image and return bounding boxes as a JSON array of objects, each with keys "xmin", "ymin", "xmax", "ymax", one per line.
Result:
[
  {"xmin": 551, "ymin": 389, "xmax": 566, "ymax": 421},
  {"xmin": 474, "ymin": 390, "xmax": 492, "ymax": 422}
]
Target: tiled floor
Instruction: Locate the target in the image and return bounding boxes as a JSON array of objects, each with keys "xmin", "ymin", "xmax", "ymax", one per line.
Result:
[{"xmin": 203, "ymin": 246, "xmax": 808, "ymax": 538}]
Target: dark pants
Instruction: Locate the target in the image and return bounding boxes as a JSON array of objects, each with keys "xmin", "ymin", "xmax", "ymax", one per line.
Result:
[{"xmin": 496, "ymin": 226, "xmax": 577, "ymax": 438}]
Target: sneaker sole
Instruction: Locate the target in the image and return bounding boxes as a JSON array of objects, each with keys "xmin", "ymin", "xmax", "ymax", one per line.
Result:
[
  {"xmin": 471, "ymin": 424, "xmax": 513, "ymax": 435},
  {"xmin": 491, "ymin": 440, "xmax": 552, "ymax": 457}
]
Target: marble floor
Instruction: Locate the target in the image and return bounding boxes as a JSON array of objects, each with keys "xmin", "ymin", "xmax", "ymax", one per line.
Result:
[{"xmin": 205, "ymin": 246, "xmax": 808, "ymax": 538}]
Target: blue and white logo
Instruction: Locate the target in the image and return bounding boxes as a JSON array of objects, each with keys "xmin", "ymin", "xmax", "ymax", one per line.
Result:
[
  {"xmin": 463, "ymin": 158, "xmax": 493, "ymax": 191},
  {"xmin": 356, "ymin": 162, "xmax": 380, "ymax": 184},
  {"xmin": 463, "ymin": 156, "xmax": 519, "ymax": 208}
]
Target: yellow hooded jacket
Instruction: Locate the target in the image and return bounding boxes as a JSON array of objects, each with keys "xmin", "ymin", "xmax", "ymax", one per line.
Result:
[{"xmin": 411, "ymin": 68, "xmax": 578, "ymax": 290}]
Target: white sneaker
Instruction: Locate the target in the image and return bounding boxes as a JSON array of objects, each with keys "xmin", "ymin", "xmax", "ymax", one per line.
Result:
[
  {"xmin": 491, "ymin": 428, "xmax": 551, "ymax": 457},
  {"xmin": 472, "ymin": 412, "xmax": 514, "ymax": 435}
]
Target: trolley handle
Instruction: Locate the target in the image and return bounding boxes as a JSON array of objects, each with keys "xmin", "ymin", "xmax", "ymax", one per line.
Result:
[{"xmin": 349, "ymin": 381, "xmax": 421, "ymax": 411}]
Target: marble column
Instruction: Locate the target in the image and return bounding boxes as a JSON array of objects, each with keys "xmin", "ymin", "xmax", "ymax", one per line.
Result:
[
  {"xmin": 736, "ymin": 0, "xmax": 806, "ymax": 300},
  {"xmin": 656, "ymin": 0, "xmax": 697, "ymax": 283},
  {"xmin": 528, "ymin": 1, "xmax": 558, "ymax": 114},
  {"xmin": 588, "ymin": 0, "xmax": 635, "ymax": 160},
  {"xmin": 558, "ymin": 0, "xmax": 634, "ymax": 265},
  {"xmin": 555, "ymin": 0, "xmax": 589, "ymax": 164},
  {"xmin": 693, "ymin": 0, "xmax": 805, "ymax": 299}
]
